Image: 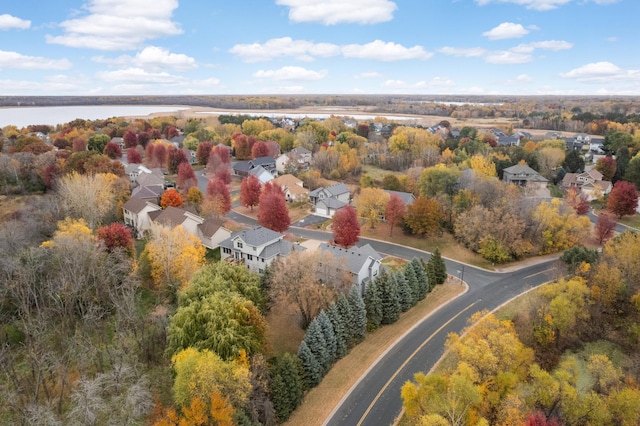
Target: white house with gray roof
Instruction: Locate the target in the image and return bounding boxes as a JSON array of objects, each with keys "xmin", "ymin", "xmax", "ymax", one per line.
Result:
[
  {"xmin": 219, "ymin": 226, "xmax": 305, "ymax": 273},
  {"xmin": 309, "ymin": 183, "xmax": 351, "ymax": 217},
  {"xmin": 317, "ymin": 243, "xmax": 383, "ymax": 294}
]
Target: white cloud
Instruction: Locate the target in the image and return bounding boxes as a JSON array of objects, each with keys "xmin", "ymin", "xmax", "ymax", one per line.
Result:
[
  {"xmin": 46, "ymin": 0, "xmax": 182, "ymax": 50},
  {"xmin": 355, "ymin": 71, "xmax": 382, "ymax": 78},
  {"xmin": 0, "ymin": 50, "xmax": 72, "ymax": 70},
  {"xmin": 230, "ymin": 38, "xmax": 430, "ymax": 62},
  {"xmin": 0, "ymin": 14, "xmax": 31, "ymax": 30},
  {"xmin": 342, "ymin": 40, "xmax": 432, "ymax": 61},
  {"xmin": 253, "ymin": 66, "xmax": 328, "ymax": 81},
  {"xmin": 382, "ymin": 79, "xmax": 406, "ymax": 88},
  {"xmin": 561, "ymin": 62, "xmax": 640, "ymax": 83},
  {"xmin": 276, "ymin": 0, "xmax": 397, "ymax": 25},
  {"xmin": 97, "ymin": 67, "xmax": 185, "ymax": 84},
  {"xmin": 506, "ymin": 74, "xmax": 533, "ymax": 84},
  {"xmin": 483, "ymin": 22, "xmax": 529, "ymax": 40},
  {"xmin": 229, "ymin": 37, "xmax": 340, "ymax": 62},
  {"xmin": 438, "ymin": 46, "xmax": 487, "ymax": 57},
  {"xmin": 382, "ymin": 78, "xmax": 453, "ymax": 89},
  {"xmin": 93, "ymin": 46, "xmax": 196, "ymax": 71},
  {"xmin": 475, "ymin": 0, "xmax": 571, "ymax": 11},
  {"xmin": 424, "ymin": 77, "xmax": 455, "ymax": 87},
  {"xmin": 485, "ymin": 51, "xmax": 532, "ymax": 64},
  {"xmin": 0, "ymin": 79, "xmax": 81, "ymax": 95}
]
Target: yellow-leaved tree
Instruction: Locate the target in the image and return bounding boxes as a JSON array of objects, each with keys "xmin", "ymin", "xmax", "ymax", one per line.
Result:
[
  {"xmin": 144, "ymin": 224, "xmax": 205, "ymax": 291},
  {"xmin": 354, "ymin": 187, "xmax": 390, "ymax": 229},
  {"xmin": 468, "ymin": 155, "xmax": 497, "ymax": 178},
  {"xmin": 531, "ymin": 199, "xmax": 591, "ymax": 254}
]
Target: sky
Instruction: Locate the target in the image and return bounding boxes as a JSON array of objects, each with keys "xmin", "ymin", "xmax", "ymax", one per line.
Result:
[{"xmin": 1, "ymin": 0, "xmax": 639, "ymax": 97}]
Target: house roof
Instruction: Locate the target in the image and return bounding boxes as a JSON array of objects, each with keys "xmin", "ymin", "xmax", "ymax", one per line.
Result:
[
  {"xmin": 384, "ymin": 190, "xmax": 416, "ymax": 206},
  {"xmin": 251, "ymin": 156, "xmax": 276, "ymax": 167},
  {"xmin": 231, "ymin": 226, "xmax": 283, "ymax": 247},
  {"xmin": 290, "ymin": 146, "xmax": 311, "ymax": 155},
  {"xmin": 198, "ymin": 217, "xmax": 226, "ymax": 238},
  {"xmin": 152, "ymin": 206, "xmax": 188, "ymax": 227},
  {"xmin": 131, "ymin": 185, "xmax": 164, "ymax": 199},
  {"xmin": 504, "ymin": 164, "xmax": 549, "ymax": 183},
  {"xmin": 232, "ymin": 161, "xmax": 253, "ymax": 173},
  {"xmin": 318, "ymin": 243, "xmax": 382, "ymax": 275},
  {"xmin": 325, "ymin": 182, "xmax": 350, "ymax": 196},
  {"xmin": 136, "ymin": 173, "xmax": 164, "ymax": 187},
  {"xmin": 123, "ymin": 197, "xmax": 150, "ymax": 214},
  {"xmin": 273, "ymin": 174, "xmax": 303, "ymax": 188},
  {"xmin": 318, "ymin": 197, "xmax": 347, "ymax": 209},
  {"xmin": 249, "ymin": 165, "xmax": 273, "ymax": 184},
  {"xmin": 261, "ymin": 239, "xmax": 305, "ymax": 259}
]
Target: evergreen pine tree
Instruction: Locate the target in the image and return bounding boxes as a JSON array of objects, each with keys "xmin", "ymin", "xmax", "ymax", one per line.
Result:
[
  {"xmin": 364, "ymin": 279, "xmax": 382, "ymax": 330},
  {"xmin": 270, "ymin": 353, "xmax": 303, "ymax": 422},
  {"xmin": 317, "ymin": 310, "xmax": 337, "ymax": 368},
  {"xmin": 404, "ymin": 262, "xmax": 419, "ymax": 306},
  {"xmin": 303, "ymin": 318, "xmax": 329, "ymax": 375},
  {"xmin": 377, "ymin": 270, "xmax": 400, "ymax": 325},
  {"xmin": 347, "ymin": 284, "xmax": 367, "ymax": 343},
  {"xmin": 427, "ymin": 248, "xmax": 448, "ymax": 287},
  {"xmin": 297, "ymin": 341, "xmax": 321, "ymax": 389},
  {"xmin": 395, "ymin": 270, "xmax": 413, "ymax": 312},
  {"xmin": 336, "ymin": 294, "xmax": 354, "ymax": 346},
  {"xmin": 326, "ymin": 303, "xmax": 348, "ymax": 359},
  {"xmin": 411, "ymin": 258, "xmax": 429, "ymax": 300}
]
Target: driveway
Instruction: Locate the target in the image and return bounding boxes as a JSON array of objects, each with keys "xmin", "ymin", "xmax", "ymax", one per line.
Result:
[{"xmin": 291, "ymin": 214, "xmax": 329, "ymax": 227}]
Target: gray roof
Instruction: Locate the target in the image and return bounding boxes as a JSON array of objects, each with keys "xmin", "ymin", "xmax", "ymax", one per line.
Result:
[
  {"xmin": 384, "ymin": 190, "xmax": 415, "ymax": 206},
  {"xmin": 137, "ymin": 173, "xmax": 164, "ymax": 187},
  {"xmin": 231, "ymin": 226, "xmax": 283, "ymax": 247},
  {"xmin": 290, "ymin": 146, "xmax": 311, "ymax": 155},
  {"xmin": 261, "ymin": 239, "xmax": 305, "ymax": 259},
  {"xmin": 318, "ymin": 197, "xmax": 347, "ymax": 209},
  {"xmin": 319, "ymin": 243, "xmax": 382, "ymax": 275},
  {"xmin": 503, "ymin": 164, "xmax": 548, "ymax": 183},
  {"xmin": 232, "ymin": 161, "xmax": 253, "ymax": 173},
  {"xmin": 251, "ymin": 156, "xmax": 276, "ymax": 167},
  {"xmin": 326, "ymin": 182, "xmax": 349, "ymax": 196},
  {"xmin": 123, "ymin": 197, "xmax": 149, "ymax": 214},
  {"xmin": 131, "ymin": 185, "xmax": 164, "ymax": 199}
]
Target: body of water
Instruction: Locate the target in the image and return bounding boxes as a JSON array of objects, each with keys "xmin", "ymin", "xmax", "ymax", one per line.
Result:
[
  {"xmin": 196, "ymin": 111, "xmax": 420, "ymax": 121},
  {"xmin": 0, "ymin": 105, "xmax": 189, "ymax": 128}
]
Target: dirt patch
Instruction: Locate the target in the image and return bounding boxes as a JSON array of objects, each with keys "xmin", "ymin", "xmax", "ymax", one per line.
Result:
[{"xmin": 283, "ymin": 282, "xmax": 465, "ymax": 426}]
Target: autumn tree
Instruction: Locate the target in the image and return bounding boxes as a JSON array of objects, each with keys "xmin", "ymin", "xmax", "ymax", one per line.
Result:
[
  {"xmin": 160, "ymin": 188, "xmax": 184, "ymax": 209},
  {"xmin": 385, "ymin": 193, "xmax": 406, "ymax": 236},
  {"xmin": 240, "ymin": 175, "xmax": 262, "ymax": 211},
  {"xmin": 565, "ymin": 186, "xmax": 590, "ymax": 215},
  {"xmin": 404, "ymin": 196, "xmax": 442, "ymax": 236},
  {"xmin": 123, "ymin": 130, "xmax": 138, "ymax": 148},
  {"xmin": 195, "ymin": 141, "xmax": 212, "ymax": 166},
  {"xmin": 88, "ymin": 133, "xmax": 110, "ymax": 152},
  {"xmin": 177, "ymin": 162, "xmax": 197, "ymax": 193},
  {"xmin": 532, "ymin": 199, "xmax": 591, "ymax": 254},
  {"xmin": 204, "ymin": 178, "xmax": 231, "ymax": 218},
  {"xmin": 595, "ymin": 156, "xmax": 617, "ymax": 181},
  {"xmin": 144, "ymin": 224, "xmax": 205, "ymax": 291},
  {"xmin": 185, "ymin": 186, "xmax": 204, "ymax": 212},
  {"xmin": 251, "ymin": 140, "xmax": 270, "ymax": 159},
  {"xmin": 332, "ymin": 206, "xmax": 360, "ymax": 248},
  {"xmin": 127, "ymin": 147, "xmax": 142, "ymax": 164},
  {"xmin": 257, "ymin": 182, "xmax": 290, "ymax": 232},
  {"xmin": 96, "ymin": 222, "xmax": 134, "ymax": 255},
  {"xmin": 607, "ymin": 180, "xmax": 639, "ymax": 218},
  {"xmin": 594, "ymin": 212, "xmax": 617, "ymax": 245},
  {"xmin": 355, "ymin": 187, "xmax": 390, "ymax": 229},
  {"xmin": 103, "ymin": 141, "xmax": 122, "ymax": 159}
]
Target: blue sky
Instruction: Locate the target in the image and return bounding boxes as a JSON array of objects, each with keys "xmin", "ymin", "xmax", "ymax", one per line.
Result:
[{"xmin": 1, "ymin": 0, "xmax": 638, "ymax": 96}]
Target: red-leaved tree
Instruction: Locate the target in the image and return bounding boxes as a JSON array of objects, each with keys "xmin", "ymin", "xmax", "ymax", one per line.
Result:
[
  {"xmin": 147, "ymin": 128, "xmax": 162, "ymax": 140},
  {"xmin": 524, "ymin": 411, "xmax": 562, "ymax": 426},
  {"xmin": 607, "ymin": 180, "xmax": 639, "ymax": 218},
  {"xmin": 127, "ymin": 147, "xmax": 142, "ymax": 164},
  {"xmin": 196, "ymin": 141, "xmax": 212, "ymax": 166},
  {"xmin": 137, "ymin": 132, "xmax": 150, "ymax": 148},
  {"xmin": 258, "ymin": 182, "xmax": 290, "ymax": 232},
  {"xmin": 96, "ymin": 222, "xmax": 134, "ymax": 255},
  {"xmin": 177, "ymin": 162, "xmax": 197, "ymax": 192},
  {"xmin": 332, "ymin": 205, "xmax": 360, "ymax": 247},
  {"xmin": 160, "ymin": 188, "xmax": 184, "ymax": 209},
  {"xmin": 205, "ymin": 178, "xmax": 231, "ymax": 217},
  {"xmin": 164, "ymin": 126, "xmax": 179, "ymax": 140},
  {"xmin": 594, "ymin": 212, "xmax": 617, "ymax": 244},
  {"xmin": 167, "ymin": 146, "xmax": 189, "ymax": 174},
  {"xmin": 232, "ymin": 132, "xmax": 251, "ymax": 160},
  {"xmin": 565, "ymin": 186, "xmax": 590, "ymax": 215},
  {"xmin": 385, "ymin": 193, "xmax": 407, "ymax": 236},
  {"xmin": 123, "ymin": 130, "xmax": 137, "ymax": 148},
  {"xmin": 240, "ymin": 175, "xmax": 262, "ymax": 211},
  {"xmin": 251, "ymin": 141, "xmax": 270, "ymax": 159},
  {"xmin": 144, "ymin": 143, "xmax": 156, "ymax": 167},
  {"xmin": 103, "ymin": 141, "xmax": 122, "ymax": 159},
  {"xmin": 72, "ymin": 137, "xmax": 87, "ymax": 152},
  {"xmin": 154, "ymin": 144, "xmax": 167, "ymax": 168}
]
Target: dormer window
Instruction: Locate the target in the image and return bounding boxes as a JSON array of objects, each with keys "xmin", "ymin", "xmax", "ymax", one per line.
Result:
[{"xmin": 237, "ymin": 242, "xmax": 243, "ymax": 249}]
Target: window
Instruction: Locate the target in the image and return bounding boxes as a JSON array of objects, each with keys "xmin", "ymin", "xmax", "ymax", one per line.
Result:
[
  {"xmin": 247, "ymin": 254, "xmax": 253, "ymax": 261},
  {"xmin": 223, "ymin": 248, "xmax": 231, "ymax": 255},
  {"xmin": 261, "ymin": 258, "xmax": 265, "ymax": 263},
  {"xmin": 259, "ymin": 269, "xmax": 264, "ymax": 274},
  {"xmin": 237, "ymin": 242, "xmax": 243, "ymax": 249}
]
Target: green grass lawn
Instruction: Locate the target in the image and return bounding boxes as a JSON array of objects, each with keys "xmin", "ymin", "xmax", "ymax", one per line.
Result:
[
  {"xmin": 361, "ymin": 164, "xmax": 404, "ymax": 182},
  {"xmin": 619, "ymin": 213, "xmax": 640, "ymax": 229}
]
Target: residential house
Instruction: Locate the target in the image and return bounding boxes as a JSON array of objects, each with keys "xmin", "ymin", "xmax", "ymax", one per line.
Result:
[
  {"xmin": 275, "ymin": 146, "xmax": 312, "ymax": 174},
  {"xmin": 309, "ymin": 182, "xmax": 351, "ymax": 218},
  {"xmin": 125, "ymin": 163, "xmax": 152, "ymax": 183},
  {"xmin": 232, "ymin": 156, "xmax": 277, "ymax": 178},
  {"xmin": 219, "ymin": 226, "xmax": 305, "ymax": 273},
  {"xmin": 197, "ymin": 217, "xmax": 232, "ymax": 250},
  {"xmin": 589, "ymin": 138, "xmax": 605, "ymax": 154},
  {"xmin": 232, "ymin": 161, "xmax": 253, "ymax": 178},
  {"xmin": 502, "ymin": 164, "xmax": 549, "ymax": 191},
  {"xmin": 122, "ymin": 198, "xmax": 161, "ymax": 238},
  {"xmin": 562, "ymin": 168, "xmax": 612, "ymax": 201},
  {"xmin": 249, "ymin": 165, "xmax": 274, "ymax": 184},
  {"xmin": 137, "ymin": 171, "xmax": 165, "ymax": 188},
  {"xmin": 273, "ymin": 174, "xmax": 309, "ymax": 202},
  {"xmin": 383, "ymin": 190, "xmax": 416, "ymax": 206},
  {"xmin": 317, "ymin": 243, "xmax": 383, "ymax": 294},
  {"xmin": 251, "ymin": 156, "xmax": 277, "ymax": 176},
  {"xmin": 497, "ymin": 135, "xmax": 521, "ymax": 147}
]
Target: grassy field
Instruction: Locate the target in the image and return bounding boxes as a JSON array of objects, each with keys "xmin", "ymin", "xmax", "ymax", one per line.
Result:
[
  {"xmin": 282, "ymin": 282, "xmax": 466, "ymax": 426},
  {"xmin": 618, "ymin": 213, "xmax": 640, "ymax": 229}
]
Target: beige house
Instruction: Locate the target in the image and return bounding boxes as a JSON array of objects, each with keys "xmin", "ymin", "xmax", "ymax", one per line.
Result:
[
  {"xmin": 272, "ymin": 174, "xmax": 309, "ymax": 202},
  {"xmin": 562, "ymin": 168, "xmax": 612, "ymax": 201},
  {"xmin": 122, "ymin": 198, "xmax": 161, "ymax": 238}
]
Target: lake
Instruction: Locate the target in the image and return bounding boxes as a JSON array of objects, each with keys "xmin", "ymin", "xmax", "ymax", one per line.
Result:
[{"xmin": 0, "ymin": 105, "xmax": 189, "ymax": 128}]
